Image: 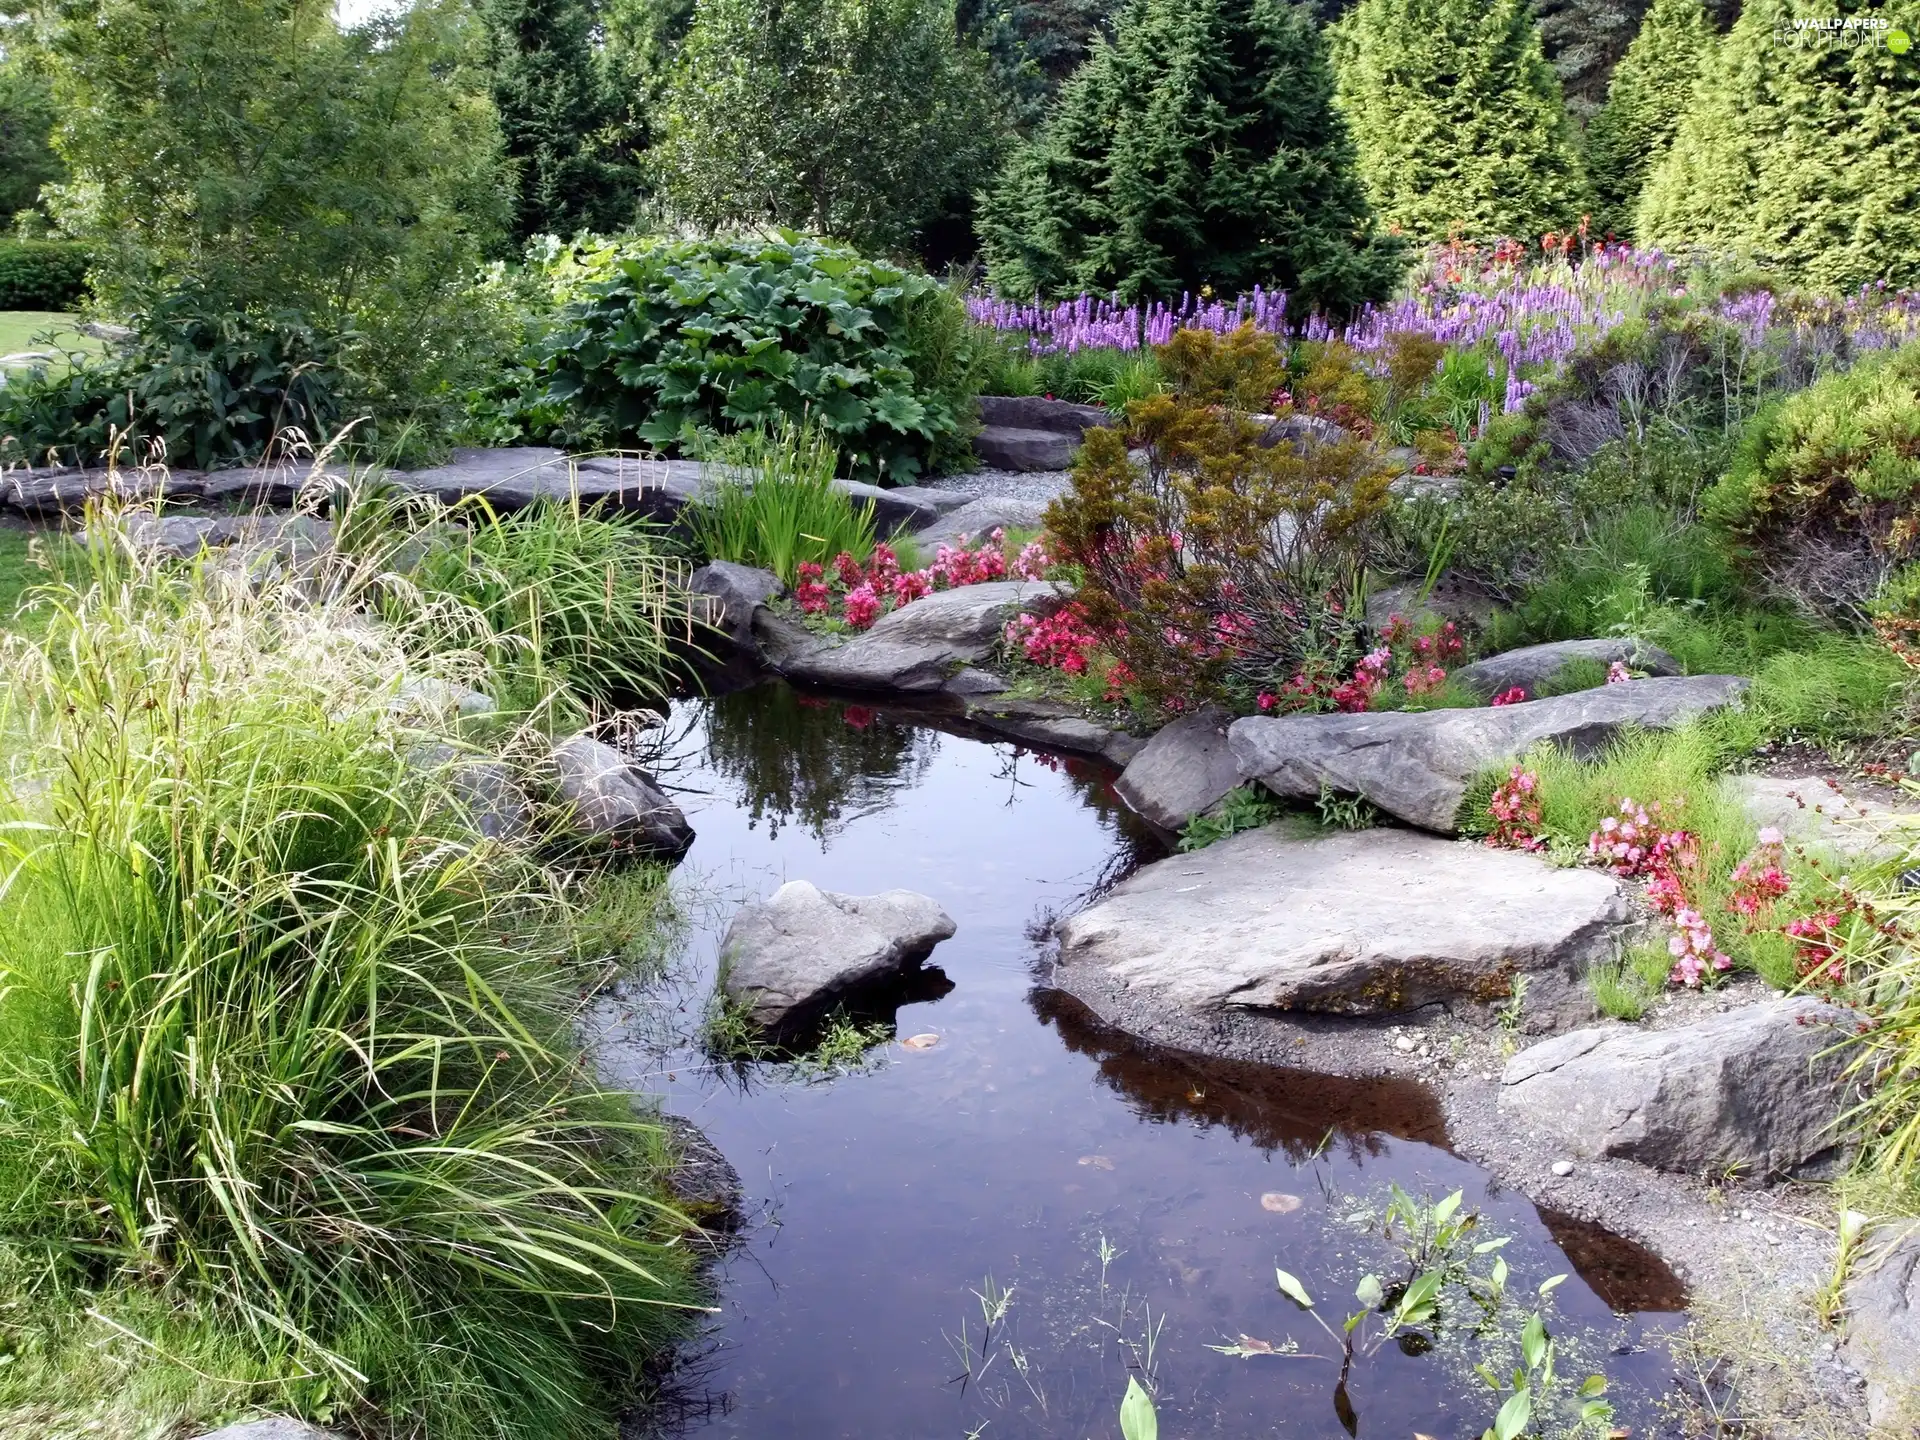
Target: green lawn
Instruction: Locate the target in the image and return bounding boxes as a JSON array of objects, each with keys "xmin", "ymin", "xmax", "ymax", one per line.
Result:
[{"xmin": 0, "ymin": 310, "xmax": 101, "ymax": 371}]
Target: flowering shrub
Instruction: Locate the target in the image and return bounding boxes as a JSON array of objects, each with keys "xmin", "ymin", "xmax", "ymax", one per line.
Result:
[
  {"xmin": 796, "ymin": 532, "xmax": 1042, "ymax": 631},
  {"xmin": 1490, "ymin": 685, "xmax": 1528, "ymax": 706},
  {"xmin": 1007, "ymin": 606, "xmax": 1101, "ymax": 674},
  {"xmin": 1786, "ymin": 910, "xmax": 1848, "ymax": 987},
  {"xmin": 1727, "ymin": 829, "xmax": 1792, "ymax": 922},
  {"xmin": 1485, "ymin": 767, "xmax": 1545, "ymax": 852},
  {"xmin": 1261, "ymin": 615, "xmax": 1464, "ymax": 716},
  {"xmin": 1606, "ymin": 660, "xmax": 1631, "ymax": 684},
  {"xmin": 1668, "ymin": 908, "xmax": 1731, "ymax": 987},
  {"xmin": 1043, "ymin": 326, "xmax": 1393, "ymax": 710}
]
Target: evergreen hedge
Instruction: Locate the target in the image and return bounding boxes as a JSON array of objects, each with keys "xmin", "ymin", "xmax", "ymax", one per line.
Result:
[
  {"xmin": 1330, "ymin": 0, "xmax": 1589, "ymax": 241},
  {"xmin": 1584, "ymin": 0, "xmax": 1712, "ymax": 240},
  {"xmin": 1636, "ymin": 0, "xmax": 1920, "ymax": 288},
  {"xmin": 0, "ymin": 240, "xmax": 91, "ymax": 310}
]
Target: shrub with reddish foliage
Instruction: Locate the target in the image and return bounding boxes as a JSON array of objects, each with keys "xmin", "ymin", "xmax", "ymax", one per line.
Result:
[{"xmin": 1006, "ymin": 606, "xmax": 1101, "ymax": 674}]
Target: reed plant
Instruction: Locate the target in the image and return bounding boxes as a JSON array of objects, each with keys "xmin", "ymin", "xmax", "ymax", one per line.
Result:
[
  {"xmin": 0, "ymin": 496, "xmax": 701, "ymax": 1439},
  {"xmin": 686, "ymin": 420, "xmax": 877, "ymax": 584}
]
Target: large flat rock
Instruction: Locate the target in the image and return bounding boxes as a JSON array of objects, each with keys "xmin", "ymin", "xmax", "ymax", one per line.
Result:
[
  {"xmin": 754, "ymin": 580, "xmax": 1068, "ymax": 694},
  {"xmin": 1451, "ymin": 637, "xmax": 1682, "ymax": 699},
  {"xmin": 1500, "ymin": 996, "xmax": 1855, "ymax": 1177},
  {"xmin": 977, "ymin": 395, "xmax": 1111, "ymax": 436},
  {"xmin": 1732, "ymin": 773, "xmax": 1914, "ymax": 859},
  {"xmin": 720, "ymin": 880, "xmax": 957, "ymax": 1029},
  {"xmin": 914, "ymin": 495, "xmax": 1049, "ymax": 545},
  {"xmin": 1054, "ymin": 825, "xmax": 1628, "ymax": 1017},
  {"xmin": 1231, "ymin": 675, "xmax": 1749, "ymax": 834}
]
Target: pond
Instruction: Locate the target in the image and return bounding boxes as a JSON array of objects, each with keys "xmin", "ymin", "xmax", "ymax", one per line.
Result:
[{"xmin": 592, "ymin": 683, "xmax": 1689, "ymax": 1440}]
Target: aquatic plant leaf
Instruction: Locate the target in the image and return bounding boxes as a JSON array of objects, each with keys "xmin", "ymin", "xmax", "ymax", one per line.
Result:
[
  {"xmin": 1538, "ymin": 1273, "xmax": 1568, "ymax": 1297},
  {"xmin": 1355, "ymin": 1274, "xmax": 1384, "ymax": 1309},
  {"xmin": 1493, "ymin": 1390, "xmax": 1532, "ymax": 1440},
  {"xmin": 1260, "ymin": 1192, "xmax": 1303, "ymax": 1214},
  {"xmin": 1119, "ymin": 1376, "xmax": 1157, "ymax": 1440},
  {"xmin": 1275, "ymin": 1268, "xmax": 1314, "ymax": 1310}
]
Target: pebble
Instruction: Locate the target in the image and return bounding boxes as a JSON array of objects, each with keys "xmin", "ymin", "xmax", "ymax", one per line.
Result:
[
  {"xmin": 1394, "ymin": 1035, "xmax": 1417, "ymax": 1053},
  {"xmin": 923, "ymin": 467, "xmax": 1072, "ymax": 504},
  {"xmin": 1551, "ymin": 1160, "xmax": 1575, "ymax": 1177}
]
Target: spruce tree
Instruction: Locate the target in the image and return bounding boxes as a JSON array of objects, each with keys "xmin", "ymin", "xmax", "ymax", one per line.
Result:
[
  {"xmin": 483, "ymin": 0, "xmax": 640, "ymax": 241},
  {"xmin": 1533, "ymin": 0, "xmax": 1651, "ymax": 121},
  {"xmin": 1329, "ymin": 0, "xmax": 1589, "ymax": 241},
  {"xmin": 977, "ymin": 0, "xmax": 1402, "ymax": 312},
  {"xmin": 1637, "ymin": 0, "xmax": 1920, "ymax": 288},
  {"xmin": 1584, "ymin": 0, "xmax": 1711, "ymax": 239}
]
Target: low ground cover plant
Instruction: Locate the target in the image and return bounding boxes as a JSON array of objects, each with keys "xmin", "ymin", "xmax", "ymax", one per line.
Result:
[{"xmin": 0, "ymin": 497, "xmax": 703, "ymax": 1439}]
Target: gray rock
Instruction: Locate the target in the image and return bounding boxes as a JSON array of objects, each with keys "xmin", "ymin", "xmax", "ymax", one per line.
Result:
[
  {"xmin": 1843, "ymin": 1225, "xmax": 1920, "ymax": 1430},
  {"xmin": 1452, "ymin": 637, "xmax": 1683, "ymax": 700},
  {"xmin": 1732, "ymin": 773, "xmax": 1914, "ymax": 859},
  {"xmin": 1114, "ymin": 704, "xmax": 1240, "ymax": 831},
  {"xmin": 194, "ymin": 1421, "xmax": 341, "ymax": 1440},
  {"xmin": 689, "ymin": 561, "xmax": 783, "ymax": 646},
  {"xmin": 1230, "ymin": 674, "xmax": 1750, "ymax": 834},
  {"xmin": 720, "ymin": 880, "xmax": 957, "ymax": 1029},
  {"xmin": 977, "ymin": 394, "xmax": 1111, "ymax": 436},
  {"xmin": 974, "ymin": 426, "xmax": 1080, "ymax": 472},
  {"xmin": 552, "ymin": 733, "xmax": 694, "ymax": 856},
  {"xmin": 835, "ymin": 478, "xmax": 938, "ymax": 534},
  {"xmin": 84, "ymin": 510, "xmax": 222, "ymax": 558},
  {"xmin": 884, "ymin": 484, "xmax": 974, "ymax": 517},
  {"xmin": 4, "ymin": 463, "xmax": 206, "ymax": 516},
  {"xmin": 914, "ymin": 496, "xmax": 1049, "ymax": 546},
  {"xmin": 756, "ymin": 579, "xmax": 1068, "ymax": 694},
  {"xmin": 413, "ymin": 742, "xmax": 531, "ymax": 842},
  {"xmin": 1054, "ymin": 825, "xmax": 1628, "ymax": 1017},
  {"xmin": 1252, "ymin": 412, "xmax": 1349, "ymax": 450},
  {"xmin": 658, "ymin": 1111, "xmax": 743, "ymax": 1242},
  {"xmin": 1499, "ymin": 997, "xmax": 1856, "ymax": 1177},
  {"xmin": 394, "ymin": 448, "xmax": 702, "ymax": 521}
]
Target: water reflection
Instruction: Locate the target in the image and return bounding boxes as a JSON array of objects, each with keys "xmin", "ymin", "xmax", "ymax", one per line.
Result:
[
  {"xmin": 697, "ymin": 683, "xmax": 938, "ymax": 841},
  {"xmin": 1037, "ymin": 990, "xmax": 1449, "ymax": 1160}
]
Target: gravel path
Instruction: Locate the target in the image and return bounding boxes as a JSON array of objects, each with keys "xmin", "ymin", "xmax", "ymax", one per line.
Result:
[{"xmin": 923, "ymin": 467, "xmax": 1072, "ymax": 503}]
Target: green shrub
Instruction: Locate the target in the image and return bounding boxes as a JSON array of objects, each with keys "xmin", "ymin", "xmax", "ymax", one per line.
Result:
[
  {"xmin": 0, "ymin": 523, "xmax": 699, "ymax": 1439},
  {"xmin": 534, "ymin": 233, "xmax": 975, "ymax": 482},
  {"xmin": 685, "ymin": 420, "xmax": 878, "ymax": 584},
  {"xmin": 1705, "ymin": 342, "xmax": 1920, "ymax": 621},
  {"xmin": 0, "ymin": 239, "xmax": 91, "ymax": 310},
  {"xmin": 976, "ymin": 341, "xmax": 1167, "ymax": 411},
  {"xmin": 0, "ymin": 287, "xmax": 346, "ymax": 470}
]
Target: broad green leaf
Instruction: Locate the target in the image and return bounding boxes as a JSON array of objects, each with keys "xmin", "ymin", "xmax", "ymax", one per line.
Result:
[
  {"xmin": 1491, "ymin": 1256, "xmax": 1509, "ymax": 1292},
  {"xmin": 1521, "ymin": 1313, "xmax": 1548, "ymax": 1371},
  {"xmin": 1433, "ymin": 1190, "xmax": 1464, "ymax": 1225},
  {"xmin": 1538, "ymin": 1273, "xmax": 1568, "ymax": 1297},
  {"xmin": 1492, "ymin": 1389, "xmax": 1532, "ymax": 1440},
  {"xmin": 1579, "ymin": 1375, "xmax": 1608, "ymax": 1398},
  {"xmin": 1474, "ymin": 1237, "xmax": 1511, "ymax": 1253},
  {"xmin": 1275, "ymin": 1268, "xmax": 1315, "ymax": 1310},
  {"xmin": 1120, "ymin": 1377, "xmax": 1157, "ymax": 1440}
]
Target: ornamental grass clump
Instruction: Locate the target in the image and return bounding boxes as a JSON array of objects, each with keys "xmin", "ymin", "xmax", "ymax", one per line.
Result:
[
  {"xmin": 0, "ymin": 506, "xmax": 700, "ymax": 1438},
  {"xmin": 687, "ymin": 418, "xmax": 878, "ymax": 586},
  {"xmin": 1043, "ymin": 325, "xmax": 1393, "ymax": 710}
]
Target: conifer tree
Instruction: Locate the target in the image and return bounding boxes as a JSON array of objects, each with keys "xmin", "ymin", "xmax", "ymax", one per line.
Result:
[
  {"xmin": 1329, "ymin": 0, "xmax": 1589, "ymax": 241},
  {"xmin": 1637, "ymin": 0, "xmax": 1920, "ymax": 288},
  {"xmin": 483, "ymin": 0, "xmax": 641, "ymax": 241},
  {"xmin": 1584, "ymin": 0, "xmax": 1712, "ymax": 239},
  {"xmin": 977, "ymin": 0, "xmax": 1402, "ymax": 312}
]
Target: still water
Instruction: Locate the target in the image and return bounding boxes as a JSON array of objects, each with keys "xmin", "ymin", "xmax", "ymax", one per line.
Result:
[{"xmin": 593, "ymin": 684, "xmax": 1686, "ymax": 1440}]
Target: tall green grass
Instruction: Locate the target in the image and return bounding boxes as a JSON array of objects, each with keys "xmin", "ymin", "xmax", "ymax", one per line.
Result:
[
  {"xmin": 687, "ymin": 420, "xmax": 877, "ymax": 584},
  {"xmin": 0, "ymin": 503, "xmax": 701, "ymax": 1439}
]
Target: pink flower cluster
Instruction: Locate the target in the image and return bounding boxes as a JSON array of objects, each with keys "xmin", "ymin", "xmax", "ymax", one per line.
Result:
[
  {"xmin": 1668, "ymin": 908, "xmax": 1730, "ymax": 987},
  {"xmin": 1333, "ymin": 648, "xmax": 1393, "ymax": 711},
  {"xmin": 797, "ymin": 532, "xmax": 1033, "ymax": 631},
  {"xmin": 1606, "ymin": 660, "xmax": 1632, "ymax": 684},
  {"xmin": 1007, "ymin": 606, "xmax": 1101, "ymax": 674},
  {"xmin": 1728, "ymin": 828, "xmax": 1791, "ymax": 921},
  {"xmin": 1588, "ymin": 797, "xmax": 1678, "ymax": 876},
  {"xmin": 1489, "ymin": 685, "xmax": 1528, "ymax": 706},
  {"xmin": 1787, "ymin": 910, "xmax": 1847, "ymax": 987},
  {"xmin": 1485, "ymin": 767, "xmax": 1545, "ymax": 852}
]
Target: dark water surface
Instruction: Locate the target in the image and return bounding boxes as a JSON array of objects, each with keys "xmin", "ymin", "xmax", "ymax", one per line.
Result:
[{"xmin": 593, "ymin": 685, "xmax": 1686, "ymax": 1440}]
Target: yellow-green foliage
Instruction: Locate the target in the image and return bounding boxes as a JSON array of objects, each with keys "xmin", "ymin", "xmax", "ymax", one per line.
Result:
[
  {"xmin": 1705, "ymin": 343, "xmax": 1920, "ymax": 613},
  {"xmin": 1636, "ymin": 0, "xmax": 1920, "ymax": 289}
]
